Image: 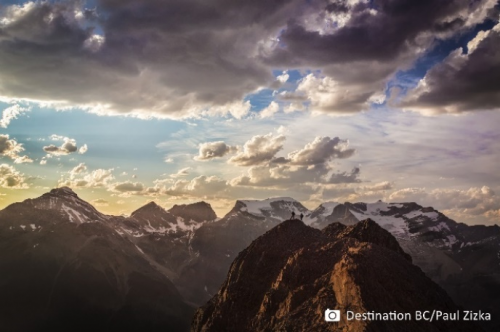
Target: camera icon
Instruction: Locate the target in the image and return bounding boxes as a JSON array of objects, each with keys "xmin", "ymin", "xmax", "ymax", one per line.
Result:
[{"xmin": 325, "ymin": 309, "xmax": 341, "ymax": 322}]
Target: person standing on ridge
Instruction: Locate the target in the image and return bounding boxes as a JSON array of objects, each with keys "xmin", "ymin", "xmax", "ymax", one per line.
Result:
[
  {"xmin": 300, "ymin": 213, "xmax": 304, "ymax": 221},
  {"xmin": 291, "ymin": 211, "xmax": 296, "ymax": 219}
]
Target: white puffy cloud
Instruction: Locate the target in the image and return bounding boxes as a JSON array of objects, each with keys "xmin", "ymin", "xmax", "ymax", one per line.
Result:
[
  {"xmin": 44, "ymin": 135, "xmax": 86, "ymax": 156},
  {"xmin": 194, "ymin": 141, "xmax": 236, "ymax": 161},
  {"xmin": 230, "ymin": 135, "xmax": 358, "ymax": 188},
  {"xmin": 13, "ymin": 155, "xmax": 33, "ymax": 164},
  {"xmin": 78, "ymin": 144, "xmax": 88, "ymax": 154},
  {"xmin": 286, "ymin": 136, "xmax": 355, "ymax": 165},
  {"xmin": 259, "ymin": 101, "xmax": 280, "ymax": 118},
  {"xmin": 0, "ymin": 104, "xmax": 30, "ymax": 128},
  {"xmin": 276, "ymin": 71, "xmax": 289, "ymax": 83},
  {"xmin": 229, "ymin": 133, "xmax": 286, "ymax": 166},
  {"xmin": 0, "ymin": 134, "xmax": 32, "ymax": 163},
  {"xmin": 0, "ymin": 164, "xmax": 28, "ymax": 189},
  {"xmin": 231, "ymin": 163, "xmax": 330, "ymax": 188},
  {"xmin": 59, "ymin": 167, "xmax": 115, "ymax": 188},
  {"xmin": 293, "ymin": 73, "xmax": 382, "ymax": 114}
]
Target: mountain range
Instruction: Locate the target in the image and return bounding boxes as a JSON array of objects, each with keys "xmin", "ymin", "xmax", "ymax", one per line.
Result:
[
  {"xmin": 0, "ymin": 187, "xmax": 498, "ymax": 331},
  {"xmin": 192, "ymin": 219, "xmax": 481, "ymax": 331}
]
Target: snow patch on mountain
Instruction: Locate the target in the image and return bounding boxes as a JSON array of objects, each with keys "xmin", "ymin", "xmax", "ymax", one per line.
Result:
[
  {"xmin": 406, "ymin": 210, "xmax": 439, "ymax": 220},
  {"xmin": 240, "ymin": 197, "xmax": 298, "ymax": 216},
  {"xmin": 319, "ymin": 202, "xmax": 339, "ymax": 216},
  {"xmin": 350, "ymin": 208, "xmax": 409, "ymax": 238}
]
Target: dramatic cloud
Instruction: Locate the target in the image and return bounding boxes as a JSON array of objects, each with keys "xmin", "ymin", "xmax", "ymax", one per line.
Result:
[
  {"xmin": 402, "ymin": 23, "xmax": 500, "ymax": 114},
  {"xmin": 0, "ymin": 134, "xmax": 32, "ymax": 163},
  {"xmin": 0, "ymin": 0, "xmax": 495, "ymax": 119},
  {"xmin": 292, "ymin": 73, "xmax": 381, "ymax": 114},
  {"xmin": 194, "ymin": 142, "xmax": 236, "ymax": 161},
  {"xmin": 329, "ymin": 167, "xmax": 361, "ymax": 184},
  {"xmin": 0, "ymin": 104, "xmax": 30, "ymax": 128},
  {"xmin": 286, "ymin": 136, "xmax": 355, "ymax": 165},
  {"xmin": 231, "ymin": 135, "xmax": 357, "ymax": 188},
  {"xmin": 0, "ymin": 164, "xmax": 28, "ymax": 189},
  {"xmin": 229, "ymin": 133, "xmax": 286, "ymax": 166},
  {"xmin": 43, "ymin": 135, "xmax": 83, "ymax": 156},
  {"xmin": 0, "ymin": 0, "xmax": 292, "ymax": 118},
  {"xmin": 265, "ymin": 0, "xmax": 498, "ymax": 114},
  {"xmin": 268, "ymin": 0, "xmax": 496, "ymax": 65}
]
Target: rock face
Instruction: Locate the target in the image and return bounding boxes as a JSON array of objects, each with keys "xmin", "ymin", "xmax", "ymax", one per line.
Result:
[
  {"xmin": 182, "ymin": 197, "xmax": 313, "ymax": 304},
  {"xmin": 131, "ymin": 201, "xmax": 178, "ymax": 229},
  {"xmin": 169, "ymin": 202, "xmax": 217, "ymax": 223},
  {"xmin": 192, "ymin": 219, "xmax": 481, "ymax": 332},
  {"xmin": 316, "ymin": 201, "xmax": 500, "ymax": 331},
  {"xmin": 0, "ymin": 187, "xmax": 195, "ymax": 332}
]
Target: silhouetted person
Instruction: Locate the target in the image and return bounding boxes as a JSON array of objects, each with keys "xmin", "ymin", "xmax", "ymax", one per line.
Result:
[
  {"xmin": 300, "ymin": 213, "xmax": 304, "ymax": 221},
  {"xmin": 291, "ymin": 211, "xmax": 296, "ymax": 219}
]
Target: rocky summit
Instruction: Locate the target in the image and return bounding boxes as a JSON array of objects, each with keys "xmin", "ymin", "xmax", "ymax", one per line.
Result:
[{"xmin": 192, "ymin": 219, "xmax": 481, "ymax": 332}]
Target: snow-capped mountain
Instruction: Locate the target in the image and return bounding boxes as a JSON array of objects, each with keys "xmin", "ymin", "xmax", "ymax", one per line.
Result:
[
  {"xmin": 0, "ymin": 187, "xmax": 195, "ymax": 331},
  {"xmin": 227, "ymin": 197, "xmax": 312, "ymax": 223},
  {"xmin": 109, "ymin": 200, "xmax": 216, "ymax": 238},
  {"xmin": 0, "ymin": 187, "xmax": 109, "ymax": 231},
  {"xmin": 311, "ymin": 200, "xmax": 500, "ymax": 252},
  {"xmin": 311, "ymin": 200, "xmax": 500, "ymax": 331},
  {"xmin": 306, "ymin": 201, "xmax": 338, "ymax": 223}
]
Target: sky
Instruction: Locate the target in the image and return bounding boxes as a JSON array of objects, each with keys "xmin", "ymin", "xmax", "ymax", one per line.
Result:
[{"xmin": 0, "ymin": 0, "xmax": 500, "ymax": 225}]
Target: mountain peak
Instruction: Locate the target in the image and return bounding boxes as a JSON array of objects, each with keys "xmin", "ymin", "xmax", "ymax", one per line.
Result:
[
  {"xmin": 49, "ymin": 186, "xmax": 77, "ymax": 197},
  {"xmin": 168, "ymin": 201, "xmax": 217, "ymax": 223},
  {"xmin": 231, "ymin": 197, "xmax": 309, "ymax": 222},
  {"xmin": 131, "ymin": 201, "xmax": 165, "ymax": 216},
  {"xmin": 143, "ymin": 201, "xmax": 162, "ymax": 209},
  {"xmin": 324, "ymin": 218, "xmax": 412, "ymax": 262}
]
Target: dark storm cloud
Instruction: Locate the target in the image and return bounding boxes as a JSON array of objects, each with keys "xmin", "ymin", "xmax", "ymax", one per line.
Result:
[
  {"xmin": 0, "ymin": 0, "xmax": 497, "ymax": 117},
  {"xmin": 268, "ymin": 0, "xmax": 473, "ymax": 66},
  {"xmin": 402, "ymin": 25, "xmax": 500, "ymax": 114},
  {"xmin": 0, "ymin": 0, "xmax": 296, "ymax": 117},
  {"xmin": 262, "ymin": 0, "xmax": 498, "ymax": 114}
]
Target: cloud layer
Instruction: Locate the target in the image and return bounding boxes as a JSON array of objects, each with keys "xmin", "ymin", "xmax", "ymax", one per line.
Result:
[
  {"xmin": 0, "ymin": 0, "xmax": 497, "ymax": 117},
  {"xmin": 402, "ymin": 22, "xmax": 500, "ymax": 114}
]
